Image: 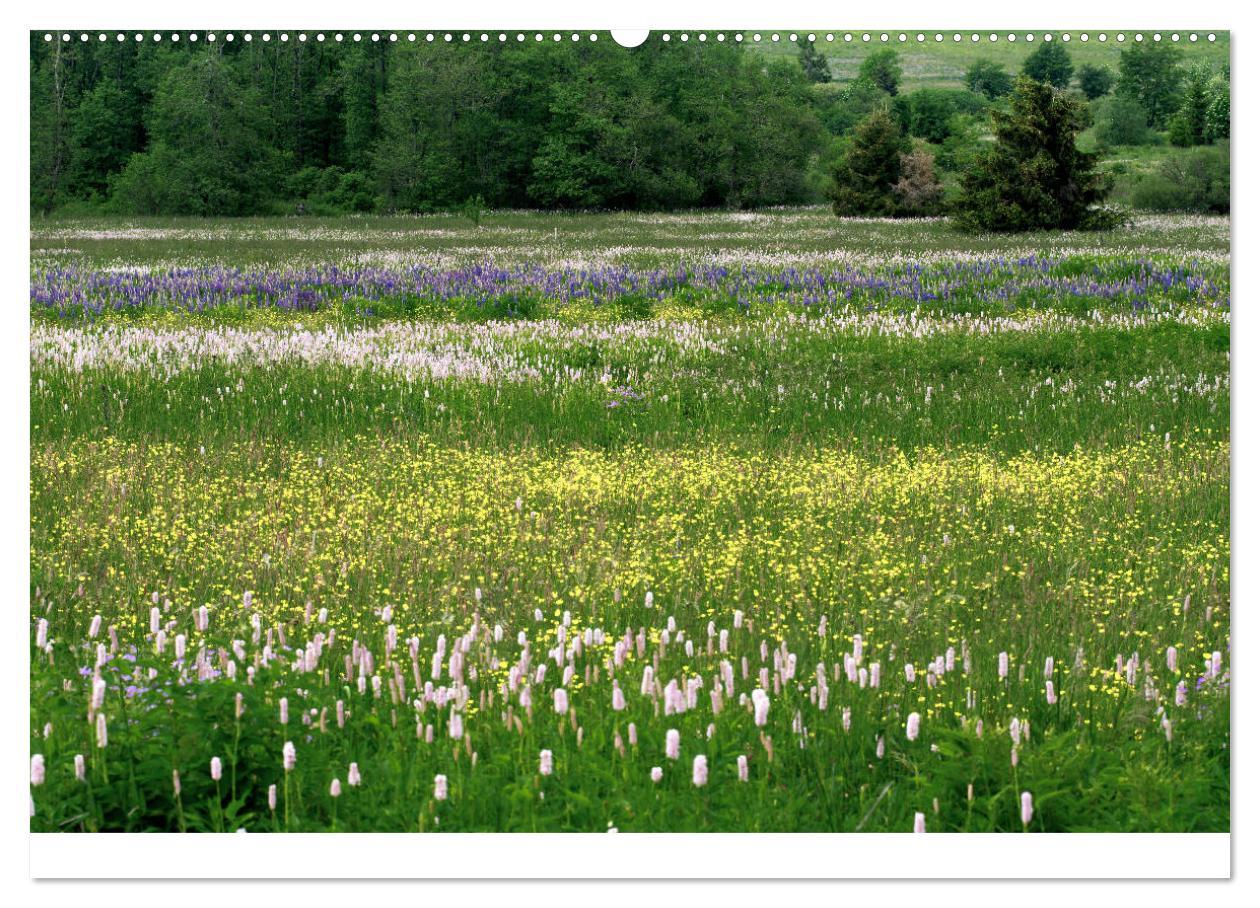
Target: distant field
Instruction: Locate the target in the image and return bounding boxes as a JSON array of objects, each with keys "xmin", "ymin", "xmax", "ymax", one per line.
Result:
[{"xmin": 748, "ymin": 30, "xmax": 1229, "ymax": 89}]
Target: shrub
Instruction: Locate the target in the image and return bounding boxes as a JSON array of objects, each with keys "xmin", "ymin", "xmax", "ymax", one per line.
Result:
[
  {"xmin": 1077, "ymin": 64, "xmax": 1116, "ymax": 100},
  {"xmin": 1131, "ymin": 144, "xmax": 1229, "ymax": 214},
  {"xmin": 893, "ymin": 148, "xmax": 944, "ymax": 214},
  {"xmin": 1168, "ymin": 65, "xmax": 1212, "ymax": 147},
  {"xmin": 820, "ymin": 77, "xmax": 887, "ymax": 135},
  {"xmin": 1204, "ymin": 75, "xmax": 1230, "ymax": 142},
  {"xmin": 935, "ymin": 115, "xmax": 987, "ymax": 172},
  {"xmin": 895, "ymin": 90, "xmax": 987, "ymax": 145},
  {"xmin": 965, "ymin": 60, "xmax": 1014, "ymax": 100},
  {"xmin": 285, "ymin": 167, "xmax": 376, "ymax": 214},
  {"xmin": 1096, "ymin": 97, "xmax": 1156, "ymax": 146}
]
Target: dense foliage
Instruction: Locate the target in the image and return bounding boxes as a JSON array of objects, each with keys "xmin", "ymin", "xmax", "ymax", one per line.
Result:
[
  {"xmin": 1130, "ymin": 144, "xmax": 1230, "ymax": 213},
  {"xmin": 964, "ymin": 60, "xmax": 1014, "ymax": 100},
  {"xmin": 1116, "ymin": 41, "xmax": 1187, "ymax": 130},
  {"xmin": 30, "ymin": 36, "xmax": 823, "ymax": 215},
  {"xmin": 1076, "ymin": 64, "xmax": 1115, "ymax": 100},
  {"xmin": 955, "ymin": 77, "xmax": 1119, "ymax": 232},
  {"xmin": 30, "ymin": 33, "xmax": 1231, "ymax": 224},
  {"xmin": 1021, "ymin": 43, "xmax": 1074, "ymax": 89}
]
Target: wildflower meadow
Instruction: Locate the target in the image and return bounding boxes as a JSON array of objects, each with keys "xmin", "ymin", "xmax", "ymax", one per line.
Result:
[{"xmin": 29, "ymin": 208, "xmax": 1229, "ymax": 833}]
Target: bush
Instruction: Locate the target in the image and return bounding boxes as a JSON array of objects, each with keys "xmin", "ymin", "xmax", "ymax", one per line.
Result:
[
  {"xmin": 1204, "ymin": 75, "xmax": 1230, "ymax": 142},
  {"xmin": 820, "ymin": 78, "xmax": 888, "ymax": 135},
  {"xmin": 934, "ymin": 115, "xmax": 987, "ymax": 172},
  {"xmin": 1168, "ymin": 65, "xmax": 1213, "ymax": 148},
  {"xmin": 285, "ymin": 167, "xmax": 375, "ymax": 214},
  {"xmin": 1096, "ymin": 97, "xmax": 1154, "ymax": 147},
  {"xmin": 965, "ymin": 60, "xmax": 1014, "ymax": 100},
  {"xmin": 895, "ymin": 90, "xmax": 986, "ymax": 145},
  {"xmin": 1130, "ymin": 144, "xmax": 1229, "ymax": 214},
  {"xmin": 892, "ymin": 148, "xmax": 944, "ymax": 214},
  {"xmin": 1077, "ymin": 64, "xmax": 1116, "ymax": 101}
]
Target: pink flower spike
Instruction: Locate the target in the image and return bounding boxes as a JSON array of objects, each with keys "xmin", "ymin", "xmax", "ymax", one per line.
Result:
[{"xmin": 692, "ymin": 754, "xmax": 708, "ymax": 787}]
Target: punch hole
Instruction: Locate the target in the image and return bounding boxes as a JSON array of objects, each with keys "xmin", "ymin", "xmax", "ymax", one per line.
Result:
[{"xmin": 611, "ymin": 29, "xmax": 649, "ymax": 48}]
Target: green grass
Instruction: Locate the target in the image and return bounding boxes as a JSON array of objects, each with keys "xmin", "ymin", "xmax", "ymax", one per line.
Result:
[{"xmin": 29, "ymin": 211, "xmax": 1229, "ymax": 833}]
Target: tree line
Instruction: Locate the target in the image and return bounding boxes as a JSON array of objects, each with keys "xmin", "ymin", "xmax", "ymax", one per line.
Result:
[
  {"xmin": 30, "ymin": 33, "xmax": 1229, "ymax": 225},
  {"xmin": 30, "ymin": 36, "xmax": 822, "ymax": 216}
]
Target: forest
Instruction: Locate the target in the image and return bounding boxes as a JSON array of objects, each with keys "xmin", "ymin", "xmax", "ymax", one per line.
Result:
[{"xmin": 29, "ymin": 32, "xmax": 1230, "ymax": 217}]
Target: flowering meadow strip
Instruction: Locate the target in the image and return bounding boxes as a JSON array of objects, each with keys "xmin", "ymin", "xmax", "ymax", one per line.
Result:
[
  {"xmin": 29, "ymin": 303, "xmax": 1229, "ymax": 379},
  {"xmin": 30, "ymin": 211, "xmax": 1231, "ymax": 273},
  {"xmin": 31, "ymin": 256, "xmax": 1228, "ymax": 320},
  {"xmin": 29, "ymin": 436, "xmax": 1228, "ymax": 832}
]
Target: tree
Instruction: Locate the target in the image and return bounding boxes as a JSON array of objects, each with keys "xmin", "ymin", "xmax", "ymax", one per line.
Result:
[
  {"xmin": 110, "ymin": 52, "xmax": 282, "ymax": 215},
  {"xmin": 825, "ymin": 108, "xmax": 909, "ymax": 216},
  {"xmin": 1076, "ymin": 64, "xmax": 1115, "ymax": 100},
  {"xmin": 796, "ymin": 37, "xmax": 831, "ymax": 84},
  {"xmin": 954, "ymin": 77, "xmax": 1119, "ymax": 232},
  {"xmin": 339, "ymin": 44, "xmax": 385, "ymax": 174},
  {"xmin": 373, "ymin": 43, "xmax": 508, "ymax": 210},
  {"xmin": 1117, "ymin": 41, "xmax": 1184, "ymax": 129},
  {"xmin": 30, "ymin": 42, "xmax": 73, "ymax": 214},
  {"xmin": 892, "ymin": 148, "xmax": 944, "ymax": 214},
  {"xmin": 965, "ymin": 60, "xmax": 1014, "ymax": 100},
  {"xmin": 858, "ymin": 49, "xmax": 902, "ymax": 96},
  {"xmin": 1022, "ymin": 42, "xmax": 1074, "ymax": 89},
  {"xmin": 1204, "ymin": 69, "xmax": 1230, "ymax": 141},
  {"xmin": 69, "ymin": 78, "xmax": 140, "ymax": 198},
  {"xmin": 1168, "ymin": 64, "xmax": 1211, "ymax": 147}
]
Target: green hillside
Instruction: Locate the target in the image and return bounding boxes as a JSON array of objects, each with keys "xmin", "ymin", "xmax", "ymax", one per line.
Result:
[{"xmin": 748, "ymin": 30, "xmax": 1229, "ymax": 90}]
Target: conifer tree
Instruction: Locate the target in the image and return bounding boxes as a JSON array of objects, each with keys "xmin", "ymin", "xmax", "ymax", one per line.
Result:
[
  {"xmin": 796, "ymin": 37, "xmax": 831, "ymax": 84},
  {"xmin": 955, "ymin": 77, "xmax": 1119, "ymax": 232},
  {"xmin": 826, "ymin": 108, "xmax": 909, "ymax": 216}
]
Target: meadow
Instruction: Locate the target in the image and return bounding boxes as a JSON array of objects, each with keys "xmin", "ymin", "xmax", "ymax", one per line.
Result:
[{"xmin": 29, "ymin": 209, "xmax": 1230, "ymax": 833}]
